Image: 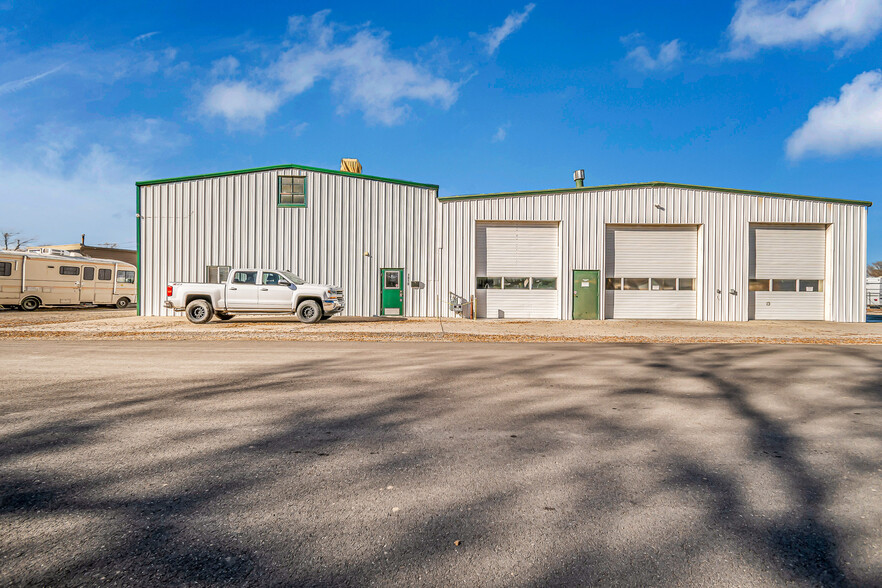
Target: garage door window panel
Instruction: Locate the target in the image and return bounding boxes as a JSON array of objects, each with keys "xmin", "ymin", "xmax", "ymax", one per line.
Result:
[
  {"xmin": 477, "ymin": 277, "xmax": 502, "ymax": 289},
  {"xmin": 531, "ymin": 277, "xmax": 557, "ymax": 290},
  {"xmin": 799, "ymin": 280, "xmax": 822, "ymax": 292},
  {"xmin": 623, "ymin": 278, "xmax": 649, "ymax": 291},
  {"xmin": 677, "ymin": 278, "xmax": 694, "ymax": 291},
  {"xmin": 503, "ymin": 277, "xmax": 529, "ymax": 290},
  {"xmin": 606, "ymin": 278, "xmax": 622, "ymax": 290},
  {"xmin": 772, "ymin": 279, "xmax": 797, "ymax": 292},
  {"xmin": 749, "ymin": 279, "xmax": 770, "ymax": 292},
  {"xmin": 651, "ymin": 278, "xmax": 675, "ymax": 291}
]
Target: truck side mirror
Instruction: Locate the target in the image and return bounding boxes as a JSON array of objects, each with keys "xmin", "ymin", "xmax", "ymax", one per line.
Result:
[{"xmin": 279, "ymin": 279, "xmax": 291, "ymax": 287}]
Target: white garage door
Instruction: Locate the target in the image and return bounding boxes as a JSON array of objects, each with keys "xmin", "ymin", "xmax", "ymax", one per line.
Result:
[
  {"xmin": 476, "ymin": 223, "xmax": 559, "ymax": 319},
  {"xmin": 749, "ymin": 225, "xmax": 826, "ymax": 320},
  {"xmin": 605, "ymin": 226, "xmax": 698, "ymax": 319}
]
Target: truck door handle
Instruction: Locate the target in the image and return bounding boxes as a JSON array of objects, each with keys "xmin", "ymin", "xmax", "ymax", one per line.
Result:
[
  {"xmin": 260, "ymin": 288, "xmax": 268, "ymax": 291},
  {"xmin": 229, "ymin": 287, "xmax": 237, "ymax": 291}
]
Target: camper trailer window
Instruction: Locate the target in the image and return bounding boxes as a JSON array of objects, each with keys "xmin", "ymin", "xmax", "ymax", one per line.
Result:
[
  {"xmin": 116, "ymin": 270, "xmax": 135, "ymax": 284},
  {"xmin": 83, "ymin": 267, "xmax": 95, "ymax": 281},
  {"xmin": 98, "ymin": 269, "xmax": 112, "ymax": 280},
  {"xmin": 0, "ymin": 261, "xmax": 11, "ymax": 277},
  {"xmin": 60, "ymin": 266, "xmax": 80, "ymax": 276}
]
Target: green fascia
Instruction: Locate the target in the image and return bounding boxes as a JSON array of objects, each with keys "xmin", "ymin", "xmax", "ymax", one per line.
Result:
[
  {"xmin": 136, "ymin": 163, "xmax": 439, "ymax": 191},
  {"xmin": 439, "ymin": 181, "xmax": 873, "ymax": 207},
  {"xmin": 135, "ymin": 185, "xmax": 141, "ymax": 316}
]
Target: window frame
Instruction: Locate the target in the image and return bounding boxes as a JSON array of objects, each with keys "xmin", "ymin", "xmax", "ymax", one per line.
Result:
[
  {"xmin": 231, "ymin": 270, "xmax": 258, "ymax": 285},
  {"xmin": 60, "ymin": 265, "xmax": 80, "ymax": 276},
  {"xmin": 277, "ymin": 175, "xmax": 307, "ymax": 208},
  {"xmin": 97, "ymin": 269, "xmax": 112, "ymax": 281},
  {"xmin": 476, "ymin": 276, "xmax": 502, "ymax": 289},
  {"xmin": 206, "ymin": 265, "xmax": 231, "ymax": 284}
]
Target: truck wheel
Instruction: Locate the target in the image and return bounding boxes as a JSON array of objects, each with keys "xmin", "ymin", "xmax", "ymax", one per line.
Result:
[
  {"xmin": 216, "ymin": 313, "xmax": 234, "ymax": 321},
  {"xmin": 296, "ymin": 300, "xmax": 322, "ymax": 324},
  {"xmin": 185, "ymin": 299, "xmax": 213, "ymax": 324},
  {"xmin": 115, "ymin": 297, "xmax": 131, "ymax": 309},
  {"xmin": 20, "ymin": 297, "xmax": 40, "ymax": 311}
]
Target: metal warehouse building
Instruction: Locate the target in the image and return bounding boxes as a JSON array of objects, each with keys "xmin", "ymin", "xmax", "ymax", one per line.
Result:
[{"xmin": 137, "ymin": 163, "xmax": 870, "ymax": 322}]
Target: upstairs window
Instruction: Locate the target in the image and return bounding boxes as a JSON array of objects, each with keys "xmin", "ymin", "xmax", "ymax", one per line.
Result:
[{"xmin": 278, "ymin": 175, "xmax": 307, "ymax": 207}]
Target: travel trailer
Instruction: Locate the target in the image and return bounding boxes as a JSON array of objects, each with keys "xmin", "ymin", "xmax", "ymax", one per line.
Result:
[
  {"xmin": 0, "ymin": 249, "xmax": 137, "ymax": 310},
  {"xmin": 868, "ymin": 276, "xmax": 881, "ymax": 308}
]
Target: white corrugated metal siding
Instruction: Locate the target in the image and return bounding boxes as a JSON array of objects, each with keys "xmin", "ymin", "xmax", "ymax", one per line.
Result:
[
  {"xmin": 139, "ymin": 167, "xmax": 440, "ymax": 318},
  {"xmin": 140, "ymin": 173, "xmax": 868, "ymax": 322},
  {"xmin": 475, "ymin": 222, "xmax": 559, "ymax": 318},
  {"xmin": 439, "ymin": 186, "xmax": 867, "ymax": 322}
]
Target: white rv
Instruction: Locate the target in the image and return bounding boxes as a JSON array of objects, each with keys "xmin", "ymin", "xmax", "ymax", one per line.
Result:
[
  {"xmin": 0, "ymin": 249, "xmax": 137, "ymax": 311},
  {"xmin": 868, "ymin": 277, "xmax": 882, "ymax": 308}
]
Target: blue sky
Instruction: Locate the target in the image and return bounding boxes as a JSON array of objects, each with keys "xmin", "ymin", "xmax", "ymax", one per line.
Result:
[{"xmin": 1, "ymin": 1, "xmax": 881, "ymax": 261}]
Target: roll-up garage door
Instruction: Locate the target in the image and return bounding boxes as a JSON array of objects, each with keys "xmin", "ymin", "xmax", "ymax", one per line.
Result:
[
  {"xmin": 605, "ymin": 226, "xmax": 698, "ymax": 319},
  {"xmin": 749, "ymin": 225, "xmax": 826, "ymax": 320},
  {"xmin": 476, "ymin": 223, "xmax": 559, "ymax": 318}
]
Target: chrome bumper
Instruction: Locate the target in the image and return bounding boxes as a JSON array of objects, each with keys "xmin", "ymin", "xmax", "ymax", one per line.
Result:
[{"xmin": 322, "ymin": 300, "xmax": 344, "ymax": 314}]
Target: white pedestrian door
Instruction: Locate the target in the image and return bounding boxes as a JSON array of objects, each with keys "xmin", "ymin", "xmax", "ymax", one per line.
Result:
[
  {"xmin": 475, "ymin": 222, "xmax": 559, "ymax": 319},
  {"xmin": 226, "ymin": 270, "xmax": 261, "ymax": 310},
  {"xmin": 605, "ymin": 226, "xmax": 698, "ymax": 319},
  {"xmin": 259, "ymin": 271, "xmax": 294, "ymax": 310},
  {"xmin": 80, "ymin": 266, "xmax": 97, "ymax": 303},
  {"xmin": 749, "ymin": 225, "xmax": 825, "ymax": 320}
]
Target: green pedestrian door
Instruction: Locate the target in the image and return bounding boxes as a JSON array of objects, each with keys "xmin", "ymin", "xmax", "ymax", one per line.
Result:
[
  {"xmin": 381, "ymin": 268, "xmax": 404, "ymax": 316},
  {"xmin": 572, "ymin": 270, "xmax": 600, "ymax": 320}
]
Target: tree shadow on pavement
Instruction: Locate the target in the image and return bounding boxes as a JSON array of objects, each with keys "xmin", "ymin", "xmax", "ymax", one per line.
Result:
[{"xmin": 1, "ymin": 343, "xmax": 880, "ymax": 586}]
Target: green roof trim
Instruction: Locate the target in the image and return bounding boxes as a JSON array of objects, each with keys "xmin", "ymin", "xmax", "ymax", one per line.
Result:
[
  {"xmin": 136, "ymin": 163, "xmax": 439, "ymax": 190},
  {"xmin": 439, "ymin": 181, "xmax": 873, "ymax": 207}
]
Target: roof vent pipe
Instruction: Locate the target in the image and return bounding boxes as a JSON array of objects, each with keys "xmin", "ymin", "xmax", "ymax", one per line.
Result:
[{"xmin": 573, "ymin": 169, "xmax": 585, "ymax": 188}]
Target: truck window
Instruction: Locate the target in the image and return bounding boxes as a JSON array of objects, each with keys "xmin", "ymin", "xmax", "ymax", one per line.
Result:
[
  {"xmin": 262, "ymin": 272, "xmax": 283, "ymax": 285},
  {"xmin": 60, "ymin": 266, "xmax": 80, "ymax": 276},
  {"xmin": 206, "ymin": 265, "xmax": 231, "ymax": 284},
  {"xmin": 83, "ymin": 267, "xmax": 95, "ymax": 281},
  {"xmin": 98, "ymin": 269, "xmax": 112, "ymax": 280},
  {"xmin": 232, "ymin": 271, "xmax": 257, "ymax": 285},
  {"xmin": 0, "ymin": 261, "xmax": 11, "ymax": 277}
]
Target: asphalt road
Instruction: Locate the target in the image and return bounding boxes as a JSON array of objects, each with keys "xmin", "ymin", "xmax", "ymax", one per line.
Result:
[{"xmin": 1, "ymin": 341, "xmax": 880, "ymax": 587}]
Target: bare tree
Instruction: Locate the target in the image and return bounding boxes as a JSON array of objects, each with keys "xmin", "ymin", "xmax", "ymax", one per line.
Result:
[
  {"xmin": 869, "ymin": 261, "xmax": 882, "ymax": 277},
  {"xmin": 2, "ymin": 230, "xmax": 37, "ymax": 251}
]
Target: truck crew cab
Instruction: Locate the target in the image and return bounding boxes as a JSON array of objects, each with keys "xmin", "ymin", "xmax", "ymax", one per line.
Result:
[{"xmin": 165, "ymin": 269, "xmax": 344, "ymax": 324}]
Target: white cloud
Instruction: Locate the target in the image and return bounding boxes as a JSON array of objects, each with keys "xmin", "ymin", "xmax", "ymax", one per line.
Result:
[
  {"xmin": 728, "ymin": 0, "xmax": 882, "ymax": 56},
  {"xmin": 201, "ymin": 81, "xmax": 280, "ymax": 125},
  {"xmin": 0, "ymin": 64, "xmax": 66, "ymax": 96},
  {"xmin": 625, "ymin": 39, "xmax": 683, "ymax": 72},
  {"xmin": 476, "ymin": 4, "xmax": 536, "ymax": 55},
  {"xmin": 492, "ymin": 123, "xmax": 510, "ymax": 142},
  {"xmin": 200, "ymin": 10, "xmax": 461, "ymax": 127},
  {"xmin": 787, "ymin": 69, "xmax": 882, "ymax": 159},
  {"xmin": 132, "ymin": 31, "xmax": 159, "ymax": 44},
  {"xmin": 210, "ymin": 55, "xmax": 239, "ymax": 78}
]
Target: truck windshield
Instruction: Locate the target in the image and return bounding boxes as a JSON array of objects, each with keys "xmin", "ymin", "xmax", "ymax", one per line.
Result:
[{"xmin": 279, "ymin": 271, "xmax": 306, "ymax": 285}]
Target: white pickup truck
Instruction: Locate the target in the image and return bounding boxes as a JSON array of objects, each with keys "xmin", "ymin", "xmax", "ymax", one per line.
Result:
[{"xmin": 165, "ymin": 269, "xmax": 344, "ymax": 324}]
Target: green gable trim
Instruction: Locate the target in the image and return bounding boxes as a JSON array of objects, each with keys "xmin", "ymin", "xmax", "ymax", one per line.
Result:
[
  {"xmin": 439, "ymin": 181, "xmax": 873, "ymax": 207},
  {"xmin": 136, "ymin": 163, "xmax": 439, "ymax": 191}
]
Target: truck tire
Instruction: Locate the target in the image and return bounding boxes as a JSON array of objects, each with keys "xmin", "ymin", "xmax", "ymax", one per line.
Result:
[
  {"xmin": 185, "ymin": 299, "xmax": 213, "ymax": 324},
  {"xmin": 296, "ymin": 300, "xmax": 322, "ymax": 324},
  {"xmin": 20, "ymin": 297, "xmax": 40, "ymax": 311},
  {"xmin": 216, "ymin": 312, "xmax": 234, "ymax": 321},
  {"xmin": 115, "ymin": 297, "xmax": 131, "ymax": 309}
]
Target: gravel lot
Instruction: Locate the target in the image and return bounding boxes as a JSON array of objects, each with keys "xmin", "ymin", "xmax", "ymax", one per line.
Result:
[
  {"xmin": 1, "ymin": 340, "xmax": 881, "ymax": 586},
  {"xmin": 1, "ymin": 307, "xmax": 880, "ymax": 344}
]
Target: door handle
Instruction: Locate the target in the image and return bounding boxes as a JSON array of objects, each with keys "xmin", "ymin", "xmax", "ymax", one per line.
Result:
[
  {"xmin": 260, "ymin": 288, "xmax": 268, "ymax": 291},
  {"xmin": 230, "ymin": 287, "xmax": 238, "ymax": 290}
]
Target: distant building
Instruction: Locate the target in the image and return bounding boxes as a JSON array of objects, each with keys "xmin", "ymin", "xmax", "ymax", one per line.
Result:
[{"xmin": 33, "ymin": 235, "xmax": 136, "ymax": 266}]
